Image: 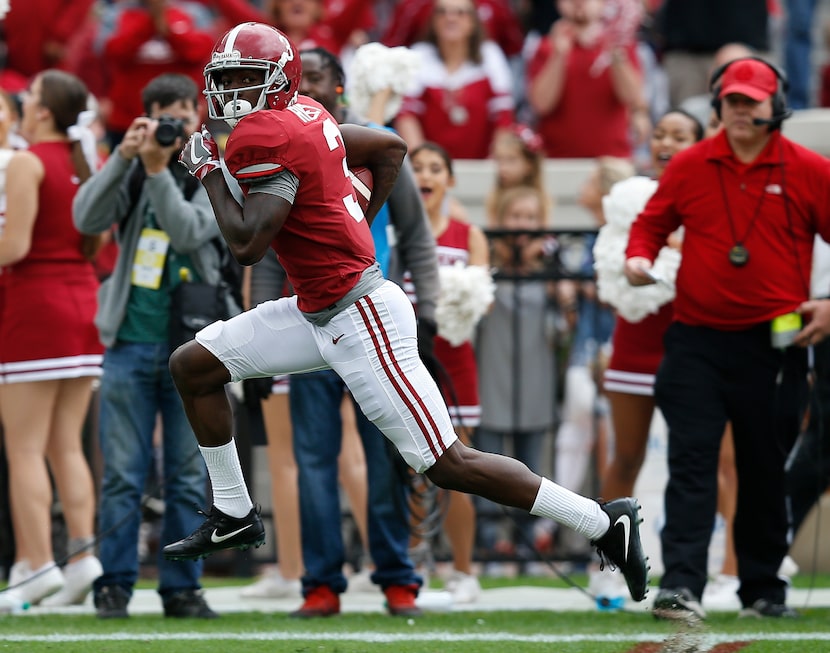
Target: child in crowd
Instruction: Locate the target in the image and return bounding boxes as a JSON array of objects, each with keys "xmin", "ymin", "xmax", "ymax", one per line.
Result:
[
  {"xmin": 476, "ymin": 185, "xmax": 557, "ymax": 570},
  {"xmin": 485, "ymin": 124, "xmax": 547, "ymax": 229}
]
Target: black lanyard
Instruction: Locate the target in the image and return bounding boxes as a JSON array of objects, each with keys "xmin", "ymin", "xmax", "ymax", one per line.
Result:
[{"xmin": 716, "ymin": 163, "xmax": 776, "ymax": 267}]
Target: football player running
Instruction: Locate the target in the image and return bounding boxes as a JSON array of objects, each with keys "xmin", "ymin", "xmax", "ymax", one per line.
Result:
[{"xmin": 163, "ymin": 21, "xmax": 650, "ymax": 605}]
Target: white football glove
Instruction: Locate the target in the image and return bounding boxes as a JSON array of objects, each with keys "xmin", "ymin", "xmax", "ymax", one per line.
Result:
[{"xmin": 179, "ymin": 125, "xmax": 221, "ymax": 181}]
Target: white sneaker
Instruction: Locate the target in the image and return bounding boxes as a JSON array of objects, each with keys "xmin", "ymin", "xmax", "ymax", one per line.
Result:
[
  {"xmin": 346, "ymin": 569, "xmax": 377, "ymax": 594},
  {"xmin": 41, "ymin": 556, "xmax": 103, "ymax": 607},
  {"xmin": 8, "ymin": 561, "xmax": 30, "ymax": 588},
  {"xmin": 0, "ymin": 589, "xmax": 30, "ymax": 614},
  {"xmin": 588, "ymin": 565, "xmax": 626, "ymax": 611},
  {"xmin": 445, "ymin": 570, "xmax": 481, "ymax": 604},
  {"xmin": 10, "ymin": 561, "xmax": 64, "ymax": 606},
  {"xmin": 702, "ymin": 574, "xmax": 740, "ymax": 610},
  {"xmin": 240, "ymin": 570, "xmax": 301, "ymax": 599}
]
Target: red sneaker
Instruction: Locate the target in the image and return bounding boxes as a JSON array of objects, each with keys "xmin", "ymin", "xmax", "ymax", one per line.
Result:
[
  {"xmin": 383, "ymin": 584, "xmax": 422, "ymax": 617},
  {"xmin": 289, "ymin": 585, "xmax": 340, "ymax": 618}
]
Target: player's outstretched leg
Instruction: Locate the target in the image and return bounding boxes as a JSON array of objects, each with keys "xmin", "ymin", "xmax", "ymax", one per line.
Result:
[
  {"xmin": 425, "ymin": 442, "xmax": 650, "ymax": 602},
  {"xmin": 591, "ymin": 498, "xmax": 649, "ymax": 602},
  {"xmin": 164, "ymin": 505, "xmax": 265, "ymax": 560}
]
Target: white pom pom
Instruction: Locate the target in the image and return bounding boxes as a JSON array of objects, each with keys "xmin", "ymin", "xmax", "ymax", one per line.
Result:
[
  {"xmin": 346, "ymin": 43, "xmax": 421, "ymax": 123},
  {"xmin": 435, "ymin": 263, "xmax": 495, "ymax": 347},
  {"xmin": 594, "ymin": 176, "xmax": 679, "ymax": 323},
  {"xmin": 601, "ymin": 176, "xmax": 658, "ymax": 229}
]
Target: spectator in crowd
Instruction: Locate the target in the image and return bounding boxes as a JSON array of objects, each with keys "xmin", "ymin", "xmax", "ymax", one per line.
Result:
[
  {"xmin": 591, "ymin": 107, "xmax": 703, "ymax": 609},
  {"xmin": 101, "ymin": 0, "xmax": 215, "ymax": 148},
  {"xmin": 526, "ymin": 0, "xmax": 645, "ymax": 159},
  {"xmin": 380, "ymin": 0, "xmax": 525, "ymax": 59},
  {"xmin": 395, "ymin": 0, "xmax": 515, "ymax": 159},
  {"xmin": 551, "ymin": 157, "xmax": 631, "ymax": 547},
  {"xmin": 484, "ymin": 124, "xmax": 547, "ymax": 229},
  {"xmin": 209, "ymin": 0, "xmax": 369, "ymax": 56},
  {"xmin": 281, "ymin": 45, "xmax": 439, "ymax": 618},
  {"xmin": 1, "ymin": 0, "xmax": 95, "ymax": 82},
  {"xmin": 409, "ymin": 141, "xmax": 490, "ymax": 603},
  {"xmin": 783, "ymin": 0, "xmax": 819, "ymax": 109},
  {"xmin": 73, "ymin": 73, "xmax": 233, "ymax": 620},
  {"xmin": 162, "ymin": 22, "xmax": 649, "ymax": 611},
  {"xmin": 625, "ymin": 56, "xmax": 830, "ymax": 620},
  {"xmin": 655, "ymin": 0, "xmax": 770, "ymax": 107},
  {"xmin": 0, "ymin": 70, "xmax": 103, "ymax": 608},
  {"xmin": 475, "ymin": 185, "xmax": 557, "ymax": 567}
]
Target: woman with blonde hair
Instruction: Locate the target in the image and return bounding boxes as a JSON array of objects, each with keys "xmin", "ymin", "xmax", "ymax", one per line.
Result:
[
  {"xmin": 395, "ymin": 0, "xmax": 515, "ymax": 159},
  {"xmin": 0, "ymin": 70, "xmax": 103, "ymax": 608}
]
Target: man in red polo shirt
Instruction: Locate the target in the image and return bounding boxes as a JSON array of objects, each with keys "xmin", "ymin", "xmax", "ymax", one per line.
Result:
[{"xmin": 625, "ymin": 56, "xmax": 830, "ymax": 620}]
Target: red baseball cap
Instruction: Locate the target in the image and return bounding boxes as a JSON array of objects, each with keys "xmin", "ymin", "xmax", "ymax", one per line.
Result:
[{"xmin": 718, "ymin": 58, "xmax": 778, "ymax": 101}]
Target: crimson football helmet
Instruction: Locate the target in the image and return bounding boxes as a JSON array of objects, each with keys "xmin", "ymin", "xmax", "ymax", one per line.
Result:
[{"xmin": 204, "ymin": 22, "xmax": 302, "ymax": 126}]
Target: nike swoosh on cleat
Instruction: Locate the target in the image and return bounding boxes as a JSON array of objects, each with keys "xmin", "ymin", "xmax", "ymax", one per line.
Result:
[
  {"xmin": 210, "ymin": 524, "xmax": 253, "ymax": 544},
  {"xmin": 332, "ymin": 333, "xmax": 345, "ymax": 344},
  {"xmin": 615, "ymin": 514, "xmax": 631, "ymax": 563}
]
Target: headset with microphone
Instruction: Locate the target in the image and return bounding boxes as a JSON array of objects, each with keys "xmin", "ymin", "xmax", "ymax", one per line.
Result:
[{"xmin": 709, "ymin": 56, "xmax": 793, "ymax": 130}]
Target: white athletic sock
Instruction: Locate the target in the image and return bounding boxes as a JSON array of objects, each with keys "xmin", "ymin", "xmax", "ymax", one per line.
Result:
[
  {"xmin": 199, "ymin": 439, "xmax": 253, "ymax": 518},
  {"xmin": 529, "ymin": 477, "xmax": 610, "ymax": 541}
]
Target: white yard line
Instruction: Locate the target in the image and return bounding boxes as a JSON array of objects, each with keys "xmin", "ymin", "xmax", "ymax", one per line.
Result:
[{"xmin": 2, "ymin": 632, "xmax": 830, "ymax": 644}]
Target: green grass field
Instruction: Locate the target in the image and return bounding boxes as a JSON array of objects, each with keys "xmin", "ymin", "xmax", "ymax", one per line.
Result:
[{"xmin": 2, "ymin": 575, "xmax": 830, "ymax": 652}]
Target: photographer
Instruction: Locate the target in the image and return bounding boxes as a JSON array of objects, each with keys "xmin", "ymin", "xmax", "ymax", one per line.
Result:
[{"xmin": 73, "ymin": 73, "xmax": 234, "ymax": 619}]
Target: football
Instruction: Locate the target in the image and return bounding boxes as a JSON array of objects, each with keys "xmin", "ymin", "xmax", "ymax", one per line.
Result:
[{"xmin": 348, "ymin": 166, "xmax": 373, "ymax": 214}]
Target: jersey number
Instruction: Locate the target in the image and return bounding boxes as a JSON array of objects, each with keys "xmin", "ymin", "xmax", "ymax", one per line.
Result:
[{"xmin": 321, "ymin": 117, "xmax": 365, "ymax": 223}]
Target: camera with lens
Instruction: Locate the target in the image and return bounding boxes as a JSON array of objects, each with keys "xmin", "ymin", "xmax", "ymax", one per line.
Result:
[{"xmin": 154, "ymin": 114, "xmax": 185, "ymax": 146}]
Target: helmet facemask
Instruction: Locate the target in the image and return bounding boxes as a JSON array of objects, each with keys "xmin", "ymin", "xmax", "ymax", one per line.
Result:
[{"xmin": 205, "ymin": 62, "xmax": 290, "ymax": 127}]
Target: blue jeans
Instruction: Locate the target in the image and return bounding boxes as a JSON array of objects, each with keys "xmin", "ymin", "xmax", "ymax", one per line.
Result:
[
  {"xmin": 784, "ymin": 0, "xmax": 818, "ymax": 109},
  {"xmin": 290, "ymin": 369, "xmax": 421, "ymax": 595},
  {"xmin": 93, "ymin": 342, "xmax": 208, "ymax": 600}
]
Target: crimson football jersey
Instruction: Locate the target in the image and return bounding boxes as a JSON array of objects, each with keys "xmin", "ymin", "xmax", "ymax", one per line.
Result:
[{"xmin": 223, "ymin": 96, "xmax": 377, "ymax": 312}]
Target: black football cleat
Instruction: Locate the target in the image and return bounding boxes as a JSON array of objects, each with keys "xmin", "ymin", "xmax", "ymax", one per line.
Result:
[
  {"xmin": 591, "ymin": 497, "xmax": 650, "ymax": 602},
  {"xmin": 163, "ymin": 505, "xmax": 265, "ymax": 561}
]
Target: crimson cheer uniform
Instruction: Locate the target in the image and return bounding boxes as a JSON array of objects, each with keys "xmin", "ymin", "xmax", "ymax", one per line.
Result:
[
  {"xmin": 603, "ymin": 304, "xmax": 673, "ymax": 396},
  {"xmin": 0, "ymin": 142, "xmax": 103, "ymax": 382},
  {"xmin": 413, "ymin": 218, "xmax": 481, "ymax": 428},
  {"xmin": 196, "ymin": 96, "xmax": 458, "ymax": 472},
  {"xmin": 626, "ymin": 128, "xmax": 830, "ymax": 609}
]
